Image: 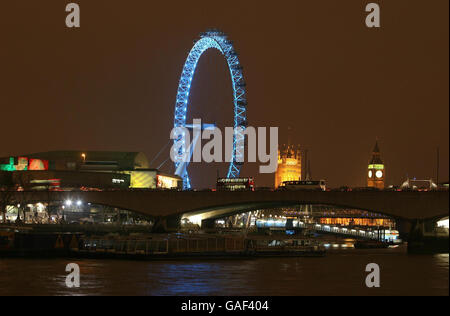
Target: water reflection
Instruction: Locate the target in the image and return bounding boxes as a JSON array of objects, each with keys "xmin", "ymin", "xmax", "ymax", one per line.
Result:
[{"xmin": 0, "ymin": 251, "xmax": 448, "ymax": 296}]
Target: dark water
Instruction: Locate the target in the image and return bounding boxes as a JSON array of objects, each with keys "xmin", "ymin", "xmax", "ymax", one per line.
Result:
[{"xmin": 0, "ymin": 248, "xmax": 448, "ymax": 296}]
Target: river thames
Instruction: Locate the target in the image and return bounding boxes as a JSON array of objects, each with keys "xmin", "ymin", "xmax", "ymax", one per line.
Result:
[{"xmin": 0, "ymin": 248, "xmax": 447, "ymax": 296}]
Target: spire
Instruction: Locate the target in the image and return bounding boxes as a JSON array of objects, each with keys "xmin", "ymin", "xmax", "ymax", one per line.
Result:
[
  {"xmin": 306, "ymin": 160, "xmax": 312, "ymax": 181},
  {"xmin": 373, "ymin": 139, "xmax": 380, "ymax": 154},
  {"xmin": 287, "ymin": 126, "xmax": 292, "ymax": 147},
  {"xmin": 305, "ymin": 151, "xmax": 312, "ymax": 181},
  {"xmin": 370, "ymin": 139, "xmax": 383, "ymax": 164}
]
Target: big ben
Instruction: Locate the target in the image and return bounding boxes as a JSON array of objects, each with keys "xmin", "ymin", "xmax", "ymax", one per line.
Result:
[{"xmin": 367, "ymin": 140, "xmax": 385, "ymax": 189}]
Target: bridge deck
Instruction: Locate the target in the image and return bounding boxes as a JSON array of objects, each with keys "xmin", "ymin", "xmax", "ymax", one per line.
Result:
[{"xmin": 1, "ymin": 190, "xmax": 448, "ymax": 221}]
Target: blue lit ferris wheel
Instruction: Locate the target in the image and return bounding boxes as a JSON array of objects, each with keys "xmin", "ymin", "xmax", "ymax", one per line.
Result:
[{"xmin": 173, "ymin": 29, "xmax": 248, "ymax": 190}]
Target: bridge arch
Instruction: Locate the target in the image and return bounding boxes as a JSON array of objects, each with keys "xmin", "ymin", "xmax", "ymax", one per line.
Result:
[{"xmin": 179, "ymin": 200, "xmax": 400, "ymax": 226}]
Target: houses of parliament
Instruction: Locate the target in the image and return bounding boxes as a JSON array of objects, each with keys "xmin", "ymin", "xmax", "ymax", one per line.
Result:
[
  {"xmin": 274, "ymin": 144, "xmax": 303, "ymax": 188},
  {"xmin": 274, "ymin": 139, "xmax": 385, "ymax": 189}
]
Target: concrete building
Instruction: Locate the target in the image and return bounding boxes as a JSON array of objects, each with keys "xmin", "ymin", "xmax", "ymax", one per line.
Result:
[{"xmin": 0, "ymin": 151, "xmax": 181, "ymax": 190}]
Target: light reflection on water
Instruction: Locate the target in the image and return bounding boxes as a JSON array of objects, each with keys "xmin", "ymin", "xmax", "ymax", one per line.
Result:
[
  {"xmin": 0, "ymin": 251, "xmax": 448, "ymax": 296},
  {"xmin": 152, "ymin": 262, "xmax": 255, "ymax": 296}
]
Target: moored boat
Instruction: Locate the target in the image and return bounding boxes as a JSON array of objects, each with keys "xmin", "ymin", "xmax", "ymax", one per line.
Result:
[{"xmin": 354, "ymin": 240, "xmax": 390, "ymax": 249}]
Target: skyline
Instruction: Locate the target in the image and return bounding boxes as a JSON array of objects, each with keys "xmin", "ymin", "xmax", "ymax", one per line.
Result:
[{"xmin": 0, "ymin": 0, "xmax": 448, "ymax": 189}]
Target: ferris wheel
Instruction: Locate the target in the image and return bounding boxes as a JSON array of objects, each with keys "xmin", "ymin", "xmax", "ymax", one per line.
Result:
[{"xmin": 173, "ymin": 29, "xmax": 248, "ymax": 189}]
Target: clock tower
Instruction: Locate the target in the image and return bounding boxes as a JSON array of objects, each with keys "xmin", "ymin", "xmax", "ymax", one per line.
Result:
[{"xmin": 367, "ymin": 140, "xmax": 385, "ymax": 189}]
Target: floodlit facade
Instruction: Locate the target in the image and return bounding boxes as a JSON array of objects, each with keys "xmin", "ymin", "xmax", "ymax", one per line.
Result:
[
  {"xmin": 367, "ymin": 141, "xmax": 385, "ymax": 189},
  {"xmin": 274, "ymin": 144, "xmax": 302, "ymax": 188},
  {"xmin": 0, "ymin": 151, "xmax": 181, "ymax": 190}
]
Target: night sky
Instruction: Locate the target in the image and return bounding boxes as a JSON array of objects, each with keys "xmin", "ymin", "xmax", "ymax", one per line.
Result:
[{"xmin": 0, "ymin": 0, "xmax": 448, "ymax": 189}]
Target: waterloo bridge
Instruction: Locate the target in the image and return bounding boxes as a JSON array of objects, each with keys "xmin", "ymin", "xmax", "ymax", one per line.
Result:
[{"xmin": 1, "ymin": 189, "xmax": 448, "ymax": 236}]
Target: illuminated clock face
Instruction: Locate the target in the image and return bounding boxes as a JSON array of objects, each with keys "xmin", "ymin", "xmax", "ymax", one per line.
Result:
[
  {"xmin": 368, "ymin": 170, "xmax": 373, "ymax": 178},
  {"xmin": 375, "ymin": 170, "xmax": 383, "ymax": 179}
]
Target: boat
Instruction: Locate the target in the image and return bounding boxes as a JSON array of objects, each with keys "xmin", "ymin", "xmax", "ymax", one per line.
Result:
[
  {"xmin": 1, "ymin": 230, "xmax": 326, "ymax": 259},
  {"xmin": 354, "ymin": 240, "xmax": 389, "ymax": 249},
  {"xmin": 72, "ymin": 234, "xmax": 326, "ymax": 259},
  {"xmin": 246, "ymin": 237, "xmax": 326, "ymax": 257}
]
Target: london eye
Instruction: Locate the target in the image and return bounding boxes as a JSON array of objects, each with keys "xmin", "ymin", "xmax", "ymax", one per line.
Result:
[{"xmin": 173, "ymin": 29, "xmax": 248, "ymax": 189}]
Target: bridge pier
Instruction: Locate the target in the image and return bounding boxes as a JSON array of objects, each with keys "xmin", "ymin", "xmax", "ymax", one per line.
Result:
[
  {"xmin": 201, "ymin": 218, "xmax": 216, "ymax": 229},
  {"xmin": 396, "ymin": 219, "xmax": 413, "ymax": 240},
  {"xmin": 407, "ymin": 219, "xmax": 449, "ymax": 254},
  {"xmin": 151, "ymin": 214, "xmax": 182, "ymax": 233}
]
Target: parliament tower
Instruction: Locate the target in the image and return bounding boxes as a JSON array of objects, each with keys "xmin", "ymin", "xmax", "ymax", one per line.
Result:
[{"xmin": 275, "ymin": 144, "xmax": 302, "ymax": 188}]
